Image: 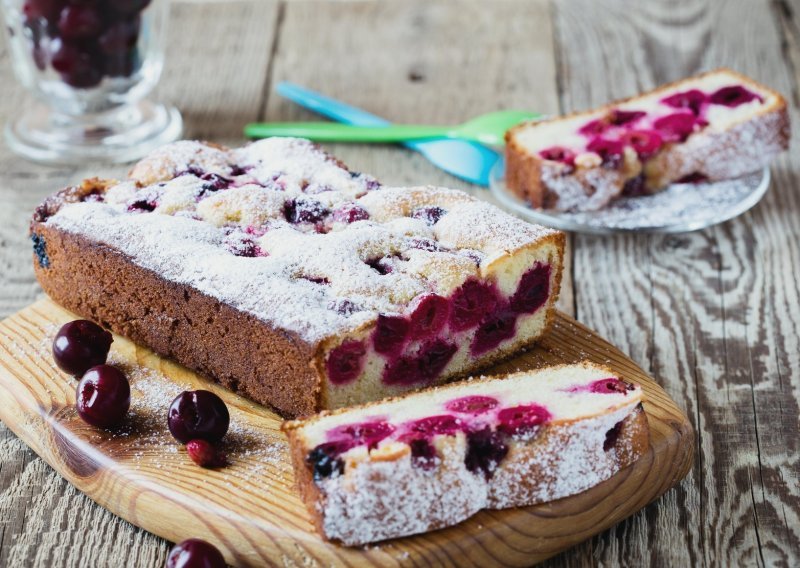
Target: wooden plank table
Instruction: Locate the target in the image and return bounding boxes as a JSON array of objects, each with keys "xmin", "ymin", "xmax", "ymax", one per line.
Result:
[{"xmin": 0, "ymin": 0, "xmax": 798, "ymax": 565}]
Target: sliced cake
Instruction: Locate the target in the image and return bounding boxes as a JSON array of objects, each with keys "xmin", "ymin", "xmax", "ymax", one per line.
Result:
[
  {"xmin": 505, "ymin": 68, "xmax": 790, "ymax": 211},
  {"xmin": 282, "ymin": 362, "xmax": 649, "ymax": 546},
  {"xmin": 30, "ymin": 138, "xmax": 564, "ymax": 417}
]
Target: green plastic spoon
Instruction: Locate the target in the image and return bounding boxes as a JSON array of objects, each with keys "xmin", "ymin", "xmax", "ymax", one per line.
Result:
[{"xmin": 244, "ymin": 110, "xmax": 541, "ymax": 147}]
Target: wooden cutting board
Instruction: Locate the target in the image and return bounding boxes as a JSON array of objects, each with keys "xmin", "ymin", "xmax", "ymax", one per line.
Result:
[{"xmin": 0, "ymin": 299, "xmax": 693, "ymax": 567}]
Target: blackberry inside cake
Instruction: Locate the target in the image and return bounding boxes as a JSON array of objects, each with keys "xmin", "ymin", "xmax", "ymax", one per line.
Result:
[
  {"xmin": 31, "ymin": 138, "xmax": 564, "ymax": 417},
  {"xmin": 282, "ymin": 362, "xmax": 649, "ymax": 546},
  {"xmin": 506, "ymin": 68, "xmax": 790, "ymax": 211}
]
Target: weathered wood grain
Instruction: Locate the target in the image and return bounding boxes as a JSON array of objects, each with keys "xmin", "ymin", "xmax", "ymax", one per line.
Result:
[
  {"xmin": 1, "ymin": 0, "xmax": 798, "ymax": 565},
  {"xmin": 0, "ymin": 299, "xmax": 692, "ymax": 567},
  {"xmin": 552, "ymin": 0, "xmax": 800, "ymax": 565}
]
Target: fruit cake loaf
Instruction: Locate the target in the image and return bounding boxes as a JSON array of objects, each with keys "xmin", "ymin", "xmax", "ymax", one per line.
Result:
[
  {"xmin": 505, "ymin": 68, "xmax": 790, "ymax": 211},
  {"xmin": 31, "ymin": 138, "xmax": 565, "ymax": 418},
  {"xmin": 282, "ymin": 362, "xmax": 649, "ymax": 546}
]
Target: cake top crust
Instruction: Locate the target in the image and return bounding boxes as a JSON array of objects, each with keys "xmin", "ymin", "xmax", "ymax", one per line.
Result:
[{"xmin": 39, "ymin": 138, "xmax": 560, "ymax": 344}]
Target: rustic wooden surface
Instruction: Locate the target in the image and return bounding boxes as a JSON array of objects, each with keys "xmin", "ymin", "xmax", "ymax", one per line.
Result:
[
  {"xmin": 0, "ymin": 0, "xmax": 797, "ymax": 566},
  {"xmin": 0, "ymin": 299, "xmax": 692, "ymax": 567}
]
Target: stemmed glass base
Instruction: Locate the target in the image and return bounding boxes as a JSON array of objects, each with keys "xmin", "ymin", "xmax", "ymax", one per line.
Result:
[{"xmin": 5, "ymin": 99, "xmax": 183, "ymax": 165}]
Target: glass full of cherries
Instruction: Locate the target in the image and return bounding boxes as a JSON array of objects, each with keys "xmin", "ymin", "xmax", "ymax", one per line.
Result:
[{"xmin": 1, "ymin": 0, "xmax": 182, "ymax": 164}]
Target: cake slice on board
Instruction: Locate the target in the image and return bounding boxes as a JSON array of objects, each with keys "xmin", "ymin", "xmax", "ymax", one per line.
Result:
[{"xmin": 282, "ymin": 362, "xmax": 649, "ymax": 546}]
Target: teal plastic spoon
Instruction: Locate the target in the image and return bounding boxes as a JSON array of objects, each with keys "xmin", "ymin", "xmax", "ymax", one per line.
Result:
[{"xmin": 244, "ymin": 110, "xmax": 540, "ymax": 147}]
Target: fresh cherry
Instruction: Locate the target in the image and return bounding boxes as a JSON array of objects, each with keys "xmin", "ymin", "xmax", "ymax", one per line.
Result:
[
  {"xmin": 58, "ymin": 5, "xmax": 102, "ymax": 39},
  {"xmin": 50, "ymin": 38, "xmax": 102, "ymax": 88},
  {"xmin": 52, "ymin": 319, "xmax": 113, "ymax": 376},
  {"xmin": 165, "ymin": 538, "xmax": 226, "ymax": 568},
  {"xmin": 75, "ymin": 364, "xmax": 130, "ymax": 429},
  {"xmin": 186, "ymin": 439, "xmax": 227, "ymax": 468},
  {"xmin": 168, "ymin": 390, "xmax": 230, "ymax": 444}
]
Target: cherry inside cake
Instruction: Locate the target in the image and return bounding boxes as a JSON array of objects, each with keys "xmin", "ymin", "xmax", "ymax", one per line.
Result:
[
  {"xmin": 283, "ymin": 362, "xmax": 648, "ymax": 546},
  {"xmin": 506, "ymin": 68, "xmax": 790, "ymax": 211},
  {"xmin": 31, "ymin": 138, "xmax": 564, "ymax": 416}
]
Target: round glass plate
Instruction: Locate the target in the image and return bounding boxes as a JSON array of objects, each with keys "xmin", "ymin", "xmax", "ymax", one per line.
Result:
[{"xmin": 489, "ymin": 158, "xmax": 770, "ymax": 234}]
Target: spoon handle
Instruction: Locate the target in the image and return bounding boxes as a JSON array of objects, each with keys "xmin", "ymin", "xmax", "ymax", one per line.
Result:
[{"xmin": 244, "ymin": 122, "xmax": 451, "ymax": 142}]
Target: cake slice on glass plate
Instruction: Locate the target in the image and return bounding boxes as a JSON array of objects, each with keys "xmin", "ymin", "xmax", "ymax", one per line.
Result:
[{"xmin": 505, "ymin": 68, "xmax": 790, "ymax": 211}]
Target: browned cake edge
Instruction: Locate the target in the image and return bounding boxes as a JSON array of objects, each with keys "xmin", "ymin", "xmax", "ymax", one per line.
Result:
[
  {"xmin": 30, "ymin": 221, "xmax": 324, "ymax": 418},
  {"xmin": 504, "ymin": 68, "xmax": 790, "ymax": 210}
]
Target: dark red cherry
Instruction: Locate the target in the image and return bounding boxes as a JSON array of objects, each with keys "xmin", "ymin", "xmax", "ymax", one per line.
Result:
[
  {"xmin": 109, "ymin": 0, "xmax": 151, "ymax": 17},
  {"xmin": 372, "ymin": 314, "xmax": 410, "ymax": 356},
  {"xmin": 539, "ymin": 146, "xmax": 576, "ymax": 165},
  {"xmin": 75, "ymin": 364, "xmax": 130, "ymax": 429},
  {"xmin": 590, "ymin": 378, "xmax": 635, "ymax": 394},
  {"xmin": 471, "ymin": 310, "xmax": 517, "ymax": 355},
  {"xmin": 186, "ymin": 439, "xmax": 227, "ymax": 468},
  {"xmin": 166, "ymin": 538, "xmax": 226, "ymax": 568},
  {"xmin": 306, "ymin": 442, "xmax": 347, "ymax": 481},
  {"xmin": 608, "ymin": 109, "xmax": 645, "ymax": 126},
  {"xmin": 403, "ymin": 414, "xmax": 461, "ymax": 437},
  {"xmin": 328, "ymin": 420, "xmax": 395, "ymax": 448},
  {"xmin": 283, "ymin": 197, "xmax": 329, "ymax": 224},
  {"xmin": 622, "ymin": 174, "xmax": 647, "ymax": 197},
  {"xmin": 709, "ymin": 85, "xmax": 762, "ymax": 107},
  {"xmin": 408, "ymin": 293, "xmax": 450, "ymax": 339},
  {"xmin": 496, "ymin": 403, "xmax": 551, "ymax": 436},
  {"xmin": 622, "ymin": 129, "xmax": 664, "ymax": 159},
  {"xmin": 410, "ymin": 206, "xmax": 446, "ymax": 226},
  {"xmin": 464, "ymin": 427, "xmax": 508, "ymax": 479},
  {"xmin": 326, "ymin": 340, "xmax": 366, "ymax": 385},
  {"xmin": 58, "ymin": 5, "xmax": 102, "ymax": 39},
  {"xmin": 603, "ymin": 421, "xmax": 624, "ymax": 451},
  {"xmin": 653, "ymin": 113, "xmax": 697, "ymax": 143},
  {"xmin": 103, "ymin": 50, "xmax": 138, "ymax": 78},
  {"xmin": 331, "ymin": 203, "xmax": 369, "ymax": 223},
  {"xmin": 509, "ymin": 262, "xmax": 551, "ymax": 314},
  {"xmin": 449, "ymin": 279, "xmax": 499, "ymax": 332},
  {"xmin": 98, "ymin": 18, "xmax": 140, "ymax": 53},
  {"xmin": 23, "ymin": 0, "xmax": 64, "ymax": 21},
  {"xmin": 445, "ymin": 395, "xmax": 498, "ymax": 414},
  {"xmin": 168, "ymin": 390, "xmax": 230, "ymax": 444},
  {"xmin": 52, "ymin": 319, "xmax": 113, "ymax": 375},
  {"xmin": 50, "ymin": 39, "xmax": 102, "ymax": 88},
  {"xmin": 409, "ymin": 438, "xmax": 437, "ymax": 470},
  {"xmin": 586, "ymin": 138, "xmax": 624, "ymax": 168},
  {"xmin": 416, "ymin": 339, "xmax": 457, "ymax": 379},
  {"xmin": 578, "ymin": 118, "xmax": 609, "ymax": 136},
  {"xmin": 365, "ymin": 255, "xmax": 394, "ymax": 275},
  {"xmin": 661, "ymin": 89, "xmax": 707, "ymax": 115}
]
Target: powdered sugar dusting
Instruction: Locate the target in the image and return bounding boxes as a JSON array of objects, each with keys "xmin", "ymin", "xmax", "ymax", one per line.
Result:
[
  {"xmin": 292, "ymin": 363, "xmax": 647, "ymax": 545},
  {"xmin": 43, "ymin": 138, "xmax": 559, "ymax": 343}
]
